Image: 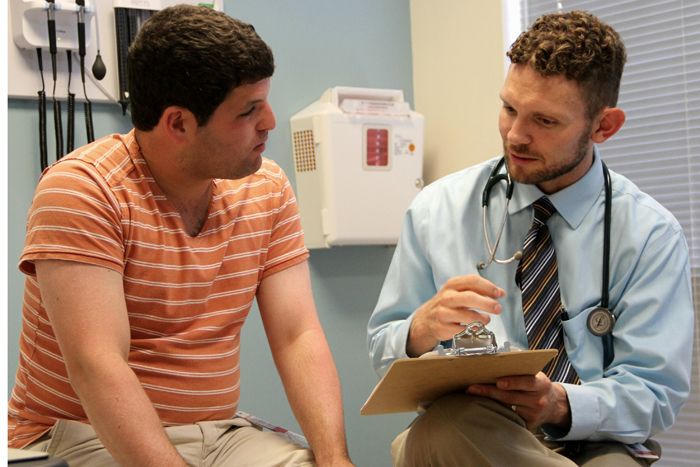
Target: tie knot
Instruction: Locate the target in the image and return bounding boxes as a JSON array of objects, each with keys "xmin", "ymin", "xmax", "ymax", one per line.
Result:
[{"xmin": 532, "ymin": 197, "xmax": 556, "ymax": 224}]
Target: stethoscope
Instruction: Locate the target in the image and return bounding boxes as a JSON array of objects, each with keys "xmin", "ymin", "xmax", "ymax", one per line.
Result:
[{"xmin": 477, "ymin": 157, "xmax": 616, "ymax": 369}]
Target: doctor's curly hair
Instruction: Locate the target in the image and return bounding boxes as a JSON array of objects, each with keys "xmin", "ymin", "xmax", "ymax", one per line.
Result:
[{"xmin": 507, "ymin": 10, "xmax": 626, "ymax": 118}]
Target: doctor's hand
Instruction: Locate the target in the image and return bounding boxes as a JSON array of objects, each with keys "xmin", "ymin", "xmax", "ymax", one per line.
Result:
[
  {"xmin": 467, "ymin": 372, "xmax": 571, "ymax": 431},
  {"xmin": 406, "ymin": 274, "xmax": 505, "ymax": 357}
]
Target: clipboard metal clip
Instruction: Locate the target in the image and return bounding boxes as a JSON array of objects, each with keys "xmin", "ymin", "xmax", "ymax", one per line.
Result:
[{"xmin": 446, "ymin": 321, "xmax": 498, "ymax": 356}]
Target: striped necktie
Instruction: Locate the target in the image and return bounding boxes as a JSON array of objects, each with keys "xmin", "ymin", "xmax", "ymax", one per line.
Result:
[{"xmin": 516, "ymin": 197, "xmax": 579, "ymax": 384}]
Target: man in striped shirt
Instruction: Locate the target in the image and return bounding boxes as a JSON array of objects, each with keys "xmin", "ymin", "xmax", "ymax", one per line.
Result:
[{"xmin": 8, "ymin": 5, "xmax": 353, "ymax": 466}]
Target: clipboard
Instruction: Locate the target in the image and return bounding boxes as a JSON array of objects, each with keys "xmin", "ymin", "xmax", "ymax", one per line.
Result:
[
  {"xmin": 8, "ymin": 447, "xmax": 50, "ymax": 462},
  {"xmin": 361, "ymin": 349, "xmax": 557, "ymax": 415}
]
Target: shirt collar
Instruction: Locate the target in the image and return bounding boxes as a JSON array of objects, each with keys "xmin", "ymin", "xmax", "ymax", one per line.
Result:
[{"xmin": 508, "ymin": 146, "xmax": 604, "ymax": 229}]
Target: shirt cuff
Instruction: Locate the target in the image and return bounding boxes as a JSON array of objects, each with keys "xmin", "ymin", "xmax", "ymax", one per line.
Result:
[
  {"xmin": 542, "ymin": 383, "xmax": 599, "ymax": 441},
  {"xmin": 374, "ymin": 315, "xmax": 414, "ymax": 376}
]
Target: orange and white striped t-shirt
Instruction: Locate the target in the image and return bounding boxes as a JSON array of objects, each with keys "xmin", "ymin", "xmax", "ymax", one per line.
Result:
[{"xmin": 8, "ymin": 130, "xmax": 309, "ymax": 448}]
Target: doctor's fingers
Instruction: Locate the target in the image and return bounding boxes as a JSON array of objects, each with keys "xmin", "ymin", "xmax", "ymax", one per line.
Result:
[
  {"xmin": 468, "ymin": 383, "xmax": 544, "ymax": 411},
  {"xmin": 433, "ymin": 307, "xmax": 492, "ymax": 332},
  {"xmin": 442, "ymin": 275, "xmax": 505, "ymax": 298},
  {"xmin": 427, "ymin": 308, "xmax": 488, "ymax": 341},
  {"xmin": 437, "ymin": 288, "xmax": 503, "ymax": 316},
  {"xmin": 496, "ymin": 372, "xmax": 546, "ymax": 392}
]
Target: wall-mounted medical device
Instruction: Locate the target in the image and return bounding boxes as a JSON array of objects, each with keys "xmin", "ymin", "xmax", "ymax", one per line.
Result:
[
  {"xmin": 290, "ymin": 87, "xmax": 424, "ymax": 249},
  {"xmin": 9, "ymin": 0, "xmax": 223, "ymax": 106},
  {"xmin": 11, "ymin": 0, "xmax": 105, "ymax": 168},
  {"xmin": 12, "ymin": 1, "xmax": 95, "ymax": 51},
  {"xmin": 9, "ymin": 0, "xmax": 223, "ymax": 172},
  {"xmin": 9, "ymin": 0, "xmax": 107, "ymax": 103}
]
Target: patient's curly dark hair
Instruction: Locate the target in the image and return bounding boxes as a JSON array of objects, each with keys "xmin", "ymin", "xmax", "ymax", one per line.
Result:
[{"xmin": 507, "ymin": 10, "xmax": 626, "ymax": 118}]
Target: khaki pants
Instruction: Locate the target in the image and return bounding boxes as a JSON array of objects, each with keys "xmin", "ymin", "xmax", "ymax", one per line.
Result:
[
  {"xmin": 391, "ymin": 393, "xmax": 658, "ymax": 467},
  {"xmin": 27, "ymin": 417, "xmax": 314, "ymax": 467}
]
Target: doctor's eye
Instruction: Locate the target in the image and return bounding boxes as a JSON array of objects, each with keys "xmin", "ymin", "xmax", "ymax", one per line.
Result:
[{"xmin": 537, "ymin": 117, "xmax": 557, "ymax": 127}]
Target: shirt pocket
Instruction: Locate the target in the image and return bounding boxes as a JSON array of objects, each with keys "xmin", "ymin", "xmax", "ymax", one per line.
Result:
[{"xmin": 561, "ymin": 306, "xmax": 605, "ymax": 380}]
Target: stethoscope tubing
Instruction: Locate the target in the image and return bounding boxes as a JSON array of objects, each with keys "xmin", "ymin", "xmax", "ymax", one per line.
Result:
[
  {"xmin": 478, "ymin": 158, "xmax": 520, "ymax": 270},
  {"xmin": 481, "ymin": 157, "xmax": 615, "ymax": 369}
]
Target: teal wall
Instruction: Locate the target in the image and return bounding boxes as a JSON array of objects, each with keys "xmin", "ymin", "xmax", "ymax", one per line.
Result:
[{"xmin": 7, "ymin": 1, "xmax": 415, "ymax": 465}]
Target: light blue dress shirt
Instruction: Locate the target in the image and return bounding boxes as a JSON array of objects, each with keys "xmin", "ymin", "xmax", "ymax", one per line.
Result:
[{"xmin": 367, "ymin": 149, "xmax": 694, "ymax": 443}]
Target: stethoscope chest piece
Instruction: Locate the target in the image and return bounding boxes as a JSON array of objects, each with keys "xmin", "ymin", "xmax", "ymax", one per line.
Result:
[{"xmin": 586, "ymin": 307, "xmax": 615, "ymax": 336}]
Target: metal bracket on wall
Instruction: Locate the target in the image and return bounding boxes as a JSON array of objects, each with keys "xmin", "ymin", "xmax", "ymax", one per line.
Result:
[{"xmin": 114, "ymin": 7, "xmax": 153, "ymax": 114}]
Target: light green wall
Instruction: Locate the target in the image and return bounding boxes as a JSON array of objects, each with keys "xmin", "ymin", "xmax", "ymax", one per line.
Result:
[{"xmin": 7, "ymin": 1, "xmax": 415, "ymax": 465}]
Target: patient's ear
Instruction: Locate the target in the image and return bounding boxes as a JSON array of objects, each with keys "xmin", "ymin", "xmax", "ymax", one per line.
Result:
[
  {"xmin": 591, "ymin": 107, "xmax": 625, "ymax": 144},
  {"xmin": 159, "ymin": 106, "xmax": 197, "ymax": 144}
]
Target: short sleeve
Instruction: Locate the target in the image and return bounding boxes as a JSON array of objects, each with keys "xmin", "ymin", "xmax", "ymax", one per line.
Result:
[
  {"xmin": 260, "ymin": 166, "xmax": 309, "ymax": 278},
  {"xmin": 20, "ymin": 160, "xmax": 125, "ymax": 276}
]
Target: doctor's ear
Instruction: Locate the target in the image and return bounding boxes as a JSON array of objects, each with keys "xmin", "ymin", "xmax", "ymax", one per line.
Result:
[{"xmin": 591, "ymin": 107, "xmax": 626, "ymax": 144}]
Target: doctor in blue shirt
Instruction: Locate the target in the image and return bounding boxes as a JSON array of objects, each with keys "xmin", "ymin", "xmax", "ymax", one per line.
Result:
[{"xmin": 367, "ymin": 10, "xmax": 694, "ymax": 467}]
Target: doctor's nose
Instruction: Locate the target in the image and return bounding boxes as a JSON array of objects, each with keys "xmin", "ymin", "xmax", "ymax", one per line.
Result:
[{"xmin": 506, "ymin": 119, "xmax": 531, "ymax": 146}]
